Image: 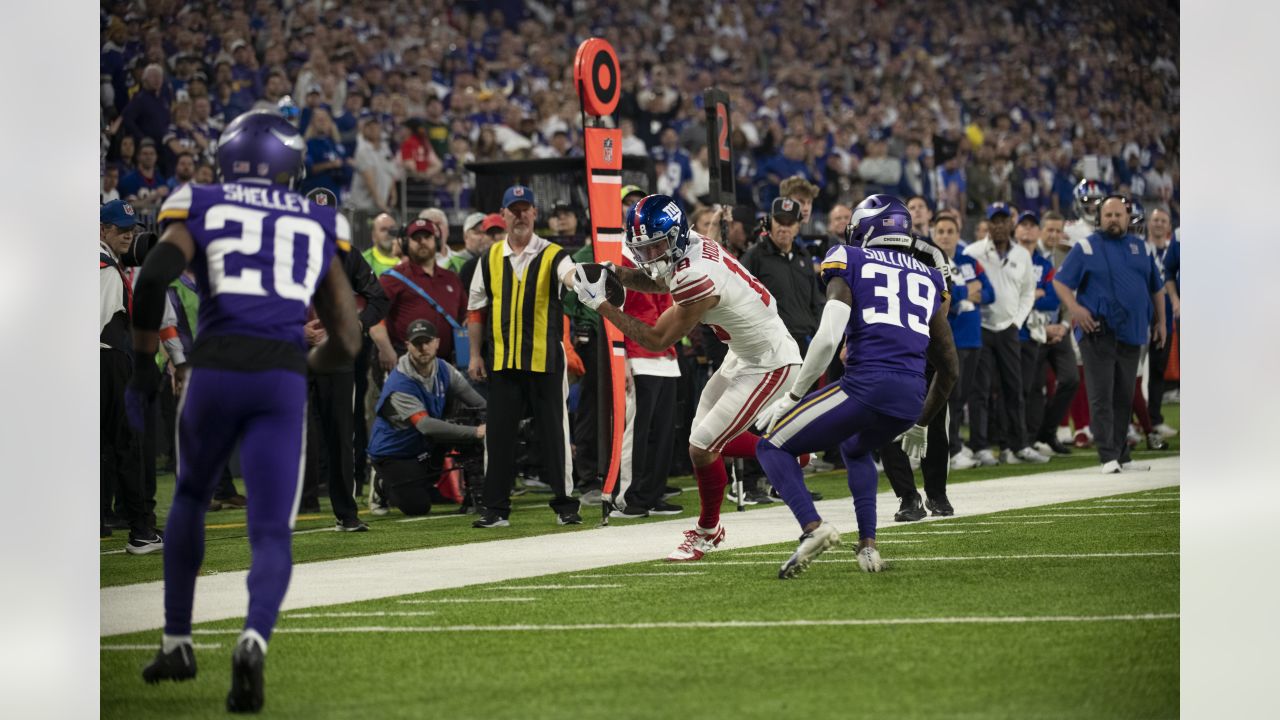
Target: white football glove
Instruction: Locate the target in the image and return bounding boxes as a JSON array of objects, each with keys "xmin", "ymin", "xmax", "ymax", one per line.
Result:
[
  {"xmin": 956, "ymin": 300, "xmax": 976, "ymax": 313},
  {"xmin": 572, "ymin": 264, "xmax": 609, "ymax": 310},
  {"xmin": 755, "ymin": 391, "xmax": 803, "ymax": 434},
  {"xmin": 896, "ymin": 424, "xmax": 928, "ymax": 460}
]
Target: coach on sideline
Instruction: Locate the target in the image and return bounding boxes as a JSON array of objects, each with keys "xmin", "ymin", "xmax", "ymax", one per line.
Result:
[{"xmin": 1052, "ymin": 196, "xmax": 1166, "ymax": 474}]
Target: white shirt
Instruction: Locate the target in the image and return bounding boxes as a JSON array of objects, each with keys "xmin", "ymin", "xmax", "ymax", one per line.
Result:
[
  {"xmin": 964, "ymin": 238, "xmax": 1035, "ymax": 333},
  {"xmin": 467, "ymin": 233, "xmax": 576, "ymax": 311}
]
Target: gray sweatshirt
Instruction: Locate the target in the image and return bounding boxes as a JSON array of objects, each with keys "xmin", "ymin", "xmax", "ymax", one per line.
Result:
[{"xmin": 382, "ymin": 354, "xmax": 486, "ymax": 444}]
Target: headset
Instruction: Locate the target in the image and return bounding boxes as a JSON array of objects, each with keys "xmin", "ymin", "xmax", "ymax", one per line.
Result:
[{"xmin": 1094, "ymin": 193, "xmax": 1133, "ymax": 228}]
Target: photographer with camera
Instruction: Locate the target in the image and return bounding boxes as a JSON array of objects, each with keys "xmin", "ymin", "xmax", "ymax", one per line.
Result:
[
  {"xmin": 367, "ymin": 319, "xmax": 486, "ymax": 516},
  {"xmin": 1053, "ymin": 196, "xmax": 1167, "ymax": 474},
  {"xmin": 99, "ymin": 200, "xmax": 162, "ymax": 551}
]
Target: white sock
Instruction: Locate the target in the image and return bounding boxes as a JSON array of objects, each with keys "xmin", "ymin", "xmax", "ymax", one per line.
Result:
[
  {"xmin": 238, "ymin": 628, "xmax": 268, "ymax": 655},
  {"xmin": 162, "ymin": 634, "xmax": 192, "ymax": 653}
]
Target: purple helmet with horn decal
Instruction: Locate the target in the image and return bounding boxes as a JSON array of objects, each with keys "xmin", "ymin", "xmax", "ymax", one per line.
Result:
[{"xmin": 215, "ymin": 110, "xmax": 307, "ymax": 189}]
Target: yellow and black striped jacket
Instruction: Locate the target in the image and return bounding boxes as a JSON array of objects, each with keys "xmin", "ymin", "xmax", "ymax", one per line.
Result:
[{"xmin": 480, "ymin": 240, "xmax": 570, "ymax": 373}]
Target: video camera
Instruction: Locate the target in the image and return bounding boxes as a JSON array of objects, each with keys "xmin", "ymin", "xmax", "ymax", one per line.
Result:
[{"xmin": 119, "ymin": 230, "xmax": 157, "ymax": 267}]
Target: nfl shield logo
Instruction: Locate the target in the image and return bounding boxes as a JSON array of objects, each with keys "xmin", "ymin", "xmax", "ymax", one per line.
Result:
[
  {"xmin": 514, "ymin": 187, "xmax": 524, "ymax": 197},
  {"xmin": 603, "ymin": 137, "xmax": 614, "ymax": 163},
  {"xmin": 257, "ymin": 162, "xmax": 269, "ymax": 176},
  {"xmin": 315, "ymin": 194, "xmax": 328, "ymax": 206},
  {"xmin": 123, "ymin": 203, "xmax": 135, "ymax": 216}
]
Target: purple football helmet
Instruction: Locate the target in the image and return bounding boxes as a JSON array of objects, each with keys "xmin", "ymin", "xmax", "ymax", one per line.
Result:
[
  {"xmin": 215, "ymin": 110, "xmax": 307, "ymax": 189},
  {"xmin": 846, "ymin": 194, "xmax": 913, "ymax": 249}
]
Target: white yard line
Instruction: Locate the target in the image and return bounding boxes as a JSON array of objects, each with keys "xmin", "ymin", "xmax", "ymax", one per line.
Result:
[
  {"xmin": 101, "ymin": 643, "xmax": 222, "ymax": 651},
  {"xmin": 1091, "ymin": 498, "xmax": 1180, "ymax": 503},
  {"xmin": 101, "ymin": 460, "xmax": 1179, "ymax": 636},
  {"xmin": 570, "ymin": 572, "xmax": 708, "ymax": 577},
  {"xmin": 396, "ymin": 514, "xmax": 471, "ymax": 524},
  {"xmin": 397, "ymin": 597, "xmax": 538, "ymax": 604},
  {"xmin": 879, "ymin": 529, "xmax": 993, "ymax": 535},
  {"xmin": 285, "ymin": 611, "xmax": 436, "ymax": 618},
  {"xmin": 701, "ymin": 551, "xmax": 1178, "ymax": 566},
  {"xmin": 1004, "ymin": 512, "xmax": 1179, "ymax": 518},
  {"xmin": 487, "ymin": 584, "xmax": 624, "ymax": 591},
  {"xmin": 185, "ymin": 613, "xmax": 1178, "ymax": 635},
  {"xmin": 936, "ymin": 521, "xmax": 1055, "ymax": 526}
]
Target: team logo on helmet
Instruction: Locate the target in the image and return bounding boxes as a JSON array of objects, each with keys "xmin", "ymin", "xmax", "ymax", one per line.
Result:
[{"xmin": 257, "ymin": 162, "xmax": 270, "ymax": 176}]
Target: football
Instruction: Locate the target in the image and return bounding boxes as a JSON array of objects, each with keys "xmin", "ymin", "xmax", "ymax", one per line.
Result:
[{"xmin": 578, "ymin": 262, "xmax": 627, "ymax": 307}]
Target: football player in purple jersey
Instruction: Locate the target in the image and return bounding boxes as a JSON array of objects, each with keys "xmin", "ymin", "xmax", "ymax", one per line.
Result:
[
  {"xmin": 127, "ymin": 110, "xmax": 361, "ymax": 713},
  {"xmin": 755, "ymin": 194, "xmax": 959, "ymax": 578}
]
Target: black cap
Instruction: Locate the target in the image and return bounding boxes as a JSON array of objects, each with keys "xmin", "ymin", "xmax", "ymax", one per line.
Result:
[
  {"xmin": 771, "ymin": 197, "xmax": 801, "ymax": 224},
  {"xmin": 406, "ymin": 319, "xmax": 437, "ymax": 343}
]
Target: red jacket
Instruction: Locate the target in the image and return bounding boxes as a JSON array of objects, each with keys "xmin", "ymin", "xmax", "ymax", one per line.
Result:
[{"xmin": 621, "ymin": 255, "xmax": 677, "ymax": 360}]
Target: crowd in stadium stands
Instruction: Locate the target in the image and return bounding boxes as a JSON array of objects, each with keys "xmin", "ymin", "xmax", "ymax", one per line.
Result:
[{"xmin": 100, "ymin": 0, "xmax": 1180, "ymax": 538}]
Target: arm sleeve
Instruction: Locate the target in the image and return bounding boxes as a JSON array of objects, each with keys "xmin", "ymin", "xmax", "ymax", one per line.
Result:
[
  {"xmin": 786, "ymin": 298, "xmax": 851, "ymax": 397},
  {"xmin": 445, "ymin": 363, "xmax": 486, "ymax": 409}
]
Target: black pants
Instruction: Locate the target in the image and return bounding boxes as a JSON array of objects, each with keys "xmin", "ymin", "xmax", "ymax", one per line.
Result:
[
  {"xmin": 100, "ymin": 350, "xmax": 153, "ymax": 536},
  {"xmin": 947, "ymin": 346, "xmax": 981, "ymax": 456},
  {"xmin": 352, "ymin": 337, "xmax": 373, "ymax": 492},
  {"xmin": 572, "ymin": 325, "xmax": 603, "ymax": 491},
  {"xmin": 622, "ymin": 374, "xmax": 678, "ymax": 511},
  {"xmin": 372, "ymin": 456, "xmax": 441, "ymax": 516},
  {"xmin": 1020, "ymin": 339, "xmax": 1045, "ymax": 443},
  {"xmin": 970, "ymin": 326, "xmax": 1026, "ymax": 451},
  {"xmin": 1080, "ymin": 331, "xmax": 1141, "ymax": 464},
  {"xmin": 483, "ymin": 368, "xmax": 578, "ymax": 518},
  {"xmin": 883, "ymin": 369, "xmax": 949, "ymax": 499},
  {"xmin": 302, "ymin": 371, "xmax": 360, "ymax": 522},
  {"xmin": 1035, "ymin": 338, "xmax": 1080, "ymax": 442},
  {"xmin": 1147, "ymin": 327, "xmax": 1173, "ymax": 426}
]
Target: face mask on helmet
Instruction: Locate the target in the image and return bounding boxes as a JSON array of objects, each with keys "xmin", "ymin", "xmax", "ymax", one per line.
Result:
[
  {"xmin": 626, "ymin": 195, "xmax": 688, "ymax": 279},
  {"xmin": 1073, "ymin": 180, "xmax": 1109, "ymax": 226}
]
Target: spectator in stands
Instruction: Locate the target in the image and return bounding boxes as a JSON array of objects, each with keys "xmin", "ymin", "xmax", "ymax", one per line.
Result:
[
  {"xmin": 367, "ymin": 319, "xmax": 486, "ymax": 516},
  {"xmin": 1053, "ymin": 197, "xmax": 1167, "ymax": 474},
  {"xmin": 363, "ymin": 213, "xmax": 400, "ymax": 277},
  {"xmin": 547, "ymin": 202, "xmax": 583, "ymax": 244},
  {"xmin": 859, "ymin": 139, "xmax": 903, "ymax": 196},
  {"xmin": 122, "ymin": 63, "xmax": 170, "ymax": 152},
  {"xmin": 301, "ymin": 107, "xmax": 348, "ymax": 201},
  {"xmin": 965, "ymin": 203, "xmax": 1049, "ymax": 466},
  {"xmin": 400, "ymin": 119, "xmax": 444, "ymax": 183},
  {"xmin": 466, "ymin": 185, "xmax": 582, "ymax": 527},
  {"xmin": 162, "ymin": 99, "xmax": 210, "ymax": 170},
  {"xmin": 907, "ymin": 195, "xmax": 933, "ymax": 239},
  {"xmin": 347, "ymin": 118, "xmax": 399, "ymax": 215},
  {"xmin": 165, "ymin": 152, "xmax": 195, "ymax": 192},
  {"xmin": 118, "ymin": 138, "xmax": 168, "ymax": 212},
  {"xmin": 779, "ymin": 176, "xmax": 819, "ymax": 232},
  {"xmin": 372, "ymin": 218, "xmax": 466, "ymax": 372},
  {"xmin": 102, "ymin": 164, "xmax": 121, "ymax": 204}
]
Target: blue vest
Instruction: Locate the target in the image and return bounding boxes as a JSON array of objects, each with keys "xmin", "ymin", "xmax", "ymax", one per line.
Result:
[{"xmin": 367, "ymin": 361, "xmax": 451, "ymax": 461}]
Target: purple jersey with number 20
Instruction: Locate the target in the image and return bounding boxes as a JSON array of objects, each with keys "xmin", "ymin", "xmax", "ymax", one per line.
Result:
[
  {"xmin": 157, "ymin": 182, "xmax": 350, "ymax": 356},
  {"xmin": 819, "ymin": 244, "xmax": 947, "ymax": 417}
]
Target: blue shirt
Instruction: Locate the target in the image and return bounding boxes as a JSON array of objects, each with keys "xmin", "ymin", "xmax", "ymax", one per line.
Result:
[
  {"xmin": 1156, "ymin": 239, "xmax": 1179, "ymax": 334},
  {"xmin": 1055, "ymin": 231, "xmax": 1163, "ymax": 346},
  {"xmin": 949, "ymin": 253, "xmax": 993, "ymax": 349}
]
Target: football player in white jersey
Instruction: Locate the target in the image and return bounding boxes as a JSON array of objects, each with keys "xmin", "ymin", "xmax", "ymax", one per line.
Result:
[
  {"xmin": 573, "ymin": 194, "xmax": 802, "ymax": 561},
  {"xmin": 1062, "ymin": 179, "xmax": 1109, "ymax": 248}
]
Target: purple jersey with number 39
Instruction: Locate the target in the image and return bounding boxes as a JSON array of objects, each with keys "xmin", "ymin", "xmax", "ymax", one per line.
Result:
[
  {"xmin": 158, "ymin": 182, "xmax": 350, "ymax": 362},
  {"xmin": 819, "ymin": 244, "xmax": 946, "ymax": 381}
]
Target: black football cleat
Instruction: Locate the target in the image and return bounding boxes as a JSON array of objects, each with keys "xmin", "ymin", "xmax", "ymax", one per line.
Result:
[
  {"xmin": 925, "ymin": 494, "xmax": 955, "ymax": 517},
  {"xmin": 226, "ymin": 637, "xmax": 265, "ymax": 714},
  {"xmin": 894, "ymin": 493, "xmax": 926, "ymax": 522},
  {"xmin": 141, "ymin": 643, "xmax": 197, "ymax": 684}
]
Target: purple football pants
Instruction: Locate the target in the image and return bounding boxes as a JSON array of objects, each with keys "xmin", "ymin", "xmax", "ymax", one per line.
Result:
[
  {"xmin": 757, "ymin": 380, "xmax": 917, "ymax": 540},
  {"xmin": 163, "ymin": 368, "xmax": 307, "ymax": 640}
]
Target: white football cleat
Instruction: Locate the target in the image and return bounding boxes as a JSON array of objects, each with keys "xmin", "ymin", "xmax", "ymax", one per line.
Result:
[
  {"xmin": 950, "ymin": 452, "xmax": 978, "ymax": 470},
  {"xmin": 999, "ymin": 448, "xmax": 1022, "ymax": 465},
  {"xmin": 959, "ymin": 446, "xmax": 975, "ymax": 459},
  {"xmin": 1154, "ymin": 423, "xmax": 1178, "ymax": 438},
  {"xmin": 779, "ymin": 522, "xmax": 841, "ymax": 579},
  {"xmin": 1016, "ymin": 447, "xmax": 1051, "ymax": 464},
  {"xmin": 974, "ymin": 449, "xmax": 999, "ymax": 467},
  {"xmin": 856, "ymin": 546, "xmax": 885, "ymax": 573},
  {"xmin": 665, "ymin": 524, "xmax": 725, "ymax": 562},
  {"xmin": 1101, "ymin": 460, "xmax": 1122, "ymax": 474}
]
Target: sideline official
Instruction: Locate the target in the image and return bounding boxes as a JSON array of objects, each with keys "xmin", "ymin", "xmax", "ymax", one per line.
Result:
[{"xmin": 466, "ymin": 185, "xmax": 582, "ymax": 527}]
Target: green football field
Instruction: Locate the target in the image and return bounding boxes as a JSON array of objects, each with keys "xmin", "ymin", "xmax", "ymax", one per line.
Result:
[{"xmin": 101, "ymin": 485, "xmax": 1179, "ymax": 718}]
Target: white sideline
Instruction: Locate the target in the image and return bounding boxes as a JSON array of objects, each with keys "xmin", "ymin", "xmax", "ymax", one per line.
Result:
[
  {"xmin": 101, "ymin": 643, "xmax": 222, "ymax": 651},
  {"xmin": 704, "ymin": 551, "xmax": 1179, "ymax": 566},
  {"xmin": 285, "ymin": 611, "xmax": 437, "ymax": 618},
  {"xmin": 397, "ymin": 597, "xmax": 537, "ymax": 604},
  {"xmin": 182, "ymin": 613, "xmax": 1179, "ymax": 635},
  {"xmin": 101, "ymin": 458, "xmax": 1179, "ymax": 637}
]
